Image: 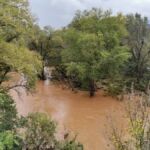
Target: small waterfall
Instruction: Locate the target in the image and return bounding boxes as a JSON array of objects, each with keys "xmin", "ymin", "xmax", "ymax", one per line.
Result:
[{"xmin": 43, "ymin": 67, "xmax": 54, "ymax": 85}]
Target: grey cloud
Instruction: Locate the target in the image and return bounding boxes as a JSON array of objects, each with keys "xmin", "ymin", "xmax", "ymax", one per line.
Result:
[{"xmin": 29, "ymin": 0, "xmax": 150, "ymax": 29}]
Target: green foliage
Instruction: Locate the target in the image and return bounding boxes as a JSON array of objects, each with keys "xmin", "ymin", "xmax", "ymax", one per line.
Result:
[
  {"xmin": 23, "ymin": 112, "xmax": 83, "ymax": 150},
  {"xmin": 28, "ymin": 26, "xmax": 64, "ymax": 80},
  {"xmin": 0, "ymin": 0, "xmax": 34, "ymax": 44},
  {"xmin": 0, "ymin": 131, "xmax": 14, "ymax": 150},
  {"xmin": 23, "ymin": 113, "xmax": 57, "ymax": 149},
  {"xmin": 0, "ymin": 0, "xmax": 42, "ymax": 88},
  {"xmin": 0, "ymin": 90, "xmax": 17, "ymax": 131},
  {"xmin": 29, "ymin": 26, "xmax": 64, "ymax": 65},
  {"xmin": 109, "ymin": 96, "xmax": 150, "ymax": 150},
  {"xmin": 60, "ymin": 139, "xmax": 83, "ymax": 150},
  {"xmin": 126, "ymin": 13, "xmax": 150, "ymax": 91},
  {"xmin": 62, "ymin": 9, "xmax": 129, "ymax": 96},
  {"xmin": 0, "ymin": 90, "xmax": 23, "ymax": 150},
  {"xmin": 62, "ymin": 29, "xmax": 103, "ymax": 96},
  {"xmin": 69, "ymin": 8, "xmax": 112, "ymax": 33},
  {"xmin": 129, "ymin": 120, "xmax": 144, "ymax": 148},
  {"xmin": 98, "ymin": 46, "xmax": 130, "ymax": 79},
  {"xmin": 107, "ymin": 80, "xmax": 125, "ymax": 96},
  {"xmin": 0, "ymin": 91, "xmax": 83, "ymax": 150},
  {"xmin": 0, "ymin": 41, "xmax": 42, "ymax": 88},
  {"xmin": 0, "ymin": 131, "xmax": 21, "ymax": 150}
]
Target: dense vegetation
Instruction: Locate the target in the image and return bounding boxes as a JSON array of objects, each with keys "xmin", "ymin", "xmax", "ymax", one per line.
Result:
[
  {"xmin": 62, "ymin": 10, "xmax": 129, "ymax": 96},
  {"xmin": 107, "ymin": 93, "xmax": 150, "ymax": 150},
  {"xmin": 1, "ymin": 0, "xmax": 150, "ymax": 96},
  {"xmin": 27, "ymin": 8, "xmax": 150, "ymax": 97},
  {"xmin": 61, "ymin": 10, "xmax": 150, "ymax": 96},
  {"xmin": 0, "ymin": 0, "xmax": 150, "ymax": 149},
  {"xmin": 0, "ymin": 0, "xmax": 82, "ymax": 149},
  {"xmin": 0, "ymin": 0, "xmax": 42, "ymax": 89}
]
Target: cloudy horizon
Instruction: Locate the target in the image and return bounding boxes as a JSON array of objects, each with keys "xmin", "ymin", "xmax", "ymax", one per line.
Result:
[{"xmin": 29, "ymin": 0, "xmax": 150, "ymax": 29}]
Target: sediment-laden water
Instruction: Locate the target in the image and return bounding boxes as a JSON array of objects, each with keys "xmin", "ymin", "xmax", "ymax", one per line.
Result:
[{"xmin": 10, "ymin": 81, "xmax": 125, "ymax": 150}]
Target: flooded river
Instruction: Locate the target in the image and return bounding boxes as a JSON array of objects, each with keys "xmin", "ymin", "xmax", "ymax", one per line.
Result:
[{"xmin": 11, "ymin": 80, "xmax": 125, "ymax": 150}]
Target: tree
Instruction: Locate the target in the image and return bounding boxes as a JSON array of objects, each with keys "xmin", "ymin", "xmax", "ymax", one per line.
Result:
[
  {"xmin": 69, "ymin": 8, "xmax": 112, "ymax": 33},
  {"xmin": 23, "ymin": 113, "xmax": 57, "ymax": 150},
  {"xmin": 0, "ymin": 41, "xmax": 42, "ymax": 89},
  {"xmin": 0, "ymin": 90, "xmax": 22, "ymax": 150},
  {"xmin": 29, "ymin": 26, "xmax": 64, "ymax": 80},
  {"xmin": 126, "ymin": 13, "xmax": 150, "ymax": 90},
  {"xmin": 0, "ymin": 0, "xmax": 42, "ymax": 89},
  {"xmin": 62, "ymin": 29, "xmax": 104, "ymax": 96},
  {"xmin": 0, "ymin": 90, "xmax": 17, "ymax": 131},
  {"xmin": 0, "ymin": 131, "xmax": 22, "ymax": 150},
  {"xmin": 62, "ymin": 9, "xmax": 129, "ymax": 96},
  {"xmin": 107, "ymin": 93, "xmax": 150, "ymax": 150},
  {"xmin": 0, "ymin": 0, "xmax": 34, "ymax": 44},
  {"xmin": 23, "ymin": 113, "xmax": 83, "ymax": 150}
]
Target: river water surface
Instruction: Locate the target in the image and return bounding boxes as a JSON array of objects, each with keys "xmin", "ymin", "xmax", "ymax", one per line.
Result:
[{"xmin": 11, "ymin": 80, "xmax": 125, "ymax": 150}]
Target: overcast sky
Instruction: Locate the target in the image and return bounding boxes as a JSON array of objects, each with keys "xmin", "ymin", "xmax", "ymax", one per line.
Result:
[{"xmin": 29, "ymin": 0, "xmax": 150, "ymax": 29}]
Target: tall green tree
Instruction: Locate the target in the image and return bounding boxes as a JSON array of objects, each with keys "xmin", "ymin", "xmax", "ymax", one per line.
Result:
[
  {"xmin": 29, "ymin": 26, "xmax": 64, "ymax": 80},
  {"xmin": 0, "ymin": 0, "xmax": 34, "ymax": 44},
  {"xmin": 0, "ymin": 41, "xmax": 42, "ymax": 88},
  {"xmin": 62, "ymin": 9, "xmax": 129, "ymax": 96},
  {"xmin": 126, "ymin": 13, "xmax": 150, "ymax": 90},
  {"xmin": 0, "ymin": 0, "xmax": 42, "ymax": 89},
  {"xmin": 0, "ymin": 90, "xmax": 17, "ymax": 131},
  {"xmin": 62, "ymin": 29, "xmax": 104, "ymax": 96},
  {"xmin": 0, "ymin": 90, "xmax": 22, "ymax": 150}
]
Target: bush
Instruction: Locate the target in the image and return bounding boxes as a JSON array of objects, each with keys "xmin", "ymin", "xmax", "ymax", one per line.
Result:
[
  {"xmin": 23, "ymin": 113, "xmax": 83, "ymax": 150},
  {"xmin": 0, "ymin": 90, "xmax": 18, "ymax": 131},
  {"xmin": 60, "ymin": 138, "xmax": 83, "ymax": 150},
  {"xmin": 107, "ymin": 79, "xmax": 125, "ymax": 97},
  {"xmin": 0, "ymin": 131, "xmax": 22, "ymax": 150},
  {"xmin": 107, "ymin": 94, "xmax": 150, "ymax": 150},
  {"xmin": 0, "ymin": 90, "xmax": 83, "ymax": 150},
  {"xmin": 23, "ymin": 113, "xmax": 57, "ymax": 150}
]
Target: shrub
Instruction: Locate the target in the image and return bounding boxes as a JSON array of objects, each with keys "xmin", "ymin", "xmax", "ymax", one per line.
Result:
[{"xmin": 0, "ymin": 90, "xmax": 18, "ymax": 131}]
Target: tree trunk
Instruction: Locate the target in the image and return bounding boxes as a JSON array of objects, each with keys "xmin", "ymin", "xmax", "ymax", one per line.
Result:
[
  {"xmin": 89, "ymin": 79, "xmax": 96, "ymax": 97},
  {"xmin": 136, "ymin": 64, "xmax": 144, "ymax": 84},
  {"xmin": 42, "ymin": 66, "xmax": 46, "ymax": 80},
  {"xmin": 39, "ymin": 65, "xmax": 46, "ymax": 80},
  {"xmin": 0, "ymin": 68, "xmax": 10, "ymax": 85}
]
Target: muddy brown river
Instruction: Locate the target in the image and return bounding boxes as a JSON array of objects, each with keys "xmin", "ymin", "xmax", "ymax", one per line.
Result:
[{"xmin": 10, "ymin": 80, "xmax": 125, "ymax": 150}]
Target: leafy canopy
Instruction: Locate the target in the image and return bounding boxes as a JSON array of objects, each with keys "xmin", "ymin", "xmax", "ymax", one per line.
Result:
[
  {"xmin": 0, "ymin": 0, "xmax": 42, "ymax": 88},
  {"xmin": 62, "ymin": 8, "xmax": 130, "ymax": 95}
]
